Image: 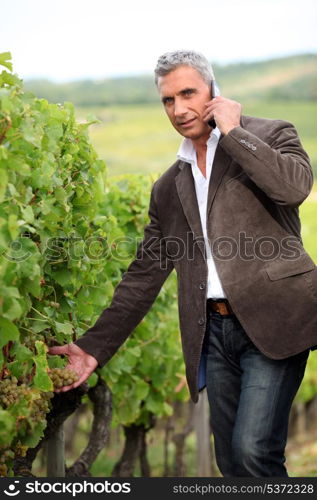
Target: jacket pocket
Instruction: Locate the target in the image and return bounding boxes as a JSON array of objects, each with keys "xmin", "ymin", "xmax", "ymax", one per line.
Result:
[{"xmin": 266, "ymin": 253, "xmax": 316, "ymax": 281}]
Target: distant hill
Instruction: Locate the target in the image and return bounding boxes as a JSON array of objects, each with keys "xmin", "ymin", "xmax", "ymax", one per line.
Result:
[
  {"xmin": 24, "ymin": 54, "xmax": 317, "ymax": 106},
  {"xmin": 215, "ymin": 54, "xmax": 317, "ymax": 101}
]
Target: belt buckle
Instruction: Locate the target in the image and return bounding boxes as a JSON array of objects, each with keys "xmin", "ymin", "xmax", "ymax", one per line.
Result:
[
  {"xmin": 209, "ymin": 299, "xmax": 232, "ymax": 316},
  {"xmin": 217, "ymin": 302, "xmax": 229, "ymax": 315}
]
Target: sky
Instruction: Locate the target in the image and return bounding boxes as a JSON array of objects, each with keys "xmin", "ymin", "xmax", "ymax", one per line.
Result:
[{"xmin": 1, "ymin": 0, "xmax": 317, "ymax": 82}]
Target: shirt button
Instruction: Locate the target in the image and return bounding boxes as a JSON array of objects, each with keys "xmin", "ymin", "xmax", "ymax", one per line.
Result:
[
  {"xmin": 199, "ymin": 283, "xmax": 205, "ymax": 290},
  {"xmin": 198, "ymin": 317, "xmax": 205, "ymax": 326}
]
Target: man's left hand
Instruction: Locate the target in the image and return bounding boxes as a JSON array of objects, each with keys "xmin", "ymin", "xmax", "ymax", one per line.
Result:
[{"xmin": 203, "ymin": 96, "xmax": 242, "ymax": 135}]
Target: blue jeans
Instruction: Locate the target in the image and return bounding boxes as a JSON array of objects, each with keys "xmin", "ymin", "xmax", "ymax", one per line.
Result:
[{"xmin": 201, "ymin": 310, "xmax": 309, "ymax": 477}]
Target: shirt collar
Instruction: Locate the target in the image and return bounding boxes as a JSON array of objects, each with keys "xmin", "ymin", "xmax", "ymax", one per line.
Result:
[{"xmin": 176, "ymin": 127, "xmax": 221, "ymax": 164}]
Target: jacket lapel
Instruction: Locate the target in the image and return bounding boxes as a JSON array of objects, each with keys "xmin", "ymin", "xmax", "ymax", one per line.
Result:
[
  {"xmin": 206, "ymin": 141, "xmax": 232, "ymax": 216},
  {"xmin": 175, "ymin": 161, "xmax": 205, "ymax": 258}
]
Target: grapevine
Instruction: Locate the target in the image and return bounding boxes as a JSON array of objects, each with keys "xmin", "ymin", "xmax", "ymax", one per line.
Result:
[{"xmin": 0, "ymin": 51, "xmax": 109, "ymax": 476}]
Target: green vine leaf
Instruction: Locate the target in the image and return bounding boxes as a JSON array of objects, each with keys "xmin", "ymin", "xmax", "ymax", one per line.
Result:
[
  {"xmin": 0, "ymin": 409, "xmax": 15, "ymax": 447},
  {"xmin": 0, "ymin": 52, "xmax": 12, "ymax": 71},
  {"xmin": 32, "ymin": 341, "xmax": 53, "ymax": 391},
  {"xmin": 0, "ymin": 318, "xmax": 20, "ymax": 348}
]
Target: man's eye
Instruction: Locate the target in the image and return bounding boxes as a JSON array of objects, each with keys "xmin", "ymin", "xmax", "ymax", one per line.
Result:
[{"xmin": 163, "ymin": 97, "xmax": 173, "ymax": 105}]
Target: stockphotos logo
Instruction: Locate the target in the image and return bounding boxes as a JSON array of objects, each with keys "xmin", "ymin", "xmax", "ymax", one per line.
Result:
[
  {"xmin": 4, "ymin": 481, "xmax": 20, "ymax": 496},
  {"xmin": 3, "ymin": 480, "xmax": 131, "ymax": 497}
]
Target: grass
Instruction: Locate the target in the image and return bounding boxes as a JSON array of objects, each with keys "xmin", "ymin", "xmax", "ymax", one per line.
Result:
[
  {"xmin": 286, "ymin": 430, "xmax": 317, "ymax": 477},
  {"xmin": 243, "ymin": 100, "xmax": 317, "ymax": 175},
  {"xmin": 79, "ymin": 104, "xmax": 179, "ymax": 175},
  {"xmin": 300, "ymin": 193, "xmax": 317, "ymax": 263},
  {"xmin": 77, "ymin": 101, "xmax": 317, "ymax": 177}
]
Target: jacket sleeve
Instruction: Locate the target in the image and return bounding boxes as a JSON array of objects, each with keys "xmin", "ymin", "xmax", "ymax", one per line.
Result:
[
  {"xmin": 74, "ymin": 182, "xmax": 174, "ymax": 366},
  {"xmin": 219, "ymin": 120, "xmax": 313, "ymax": 207}
]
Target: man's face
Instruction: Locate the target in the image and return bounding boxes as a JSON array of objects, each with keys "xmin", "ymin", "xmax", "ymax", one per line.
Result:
[{"xmin": 157, "ymin": 65, "xmax": 212, "ymax": 142}]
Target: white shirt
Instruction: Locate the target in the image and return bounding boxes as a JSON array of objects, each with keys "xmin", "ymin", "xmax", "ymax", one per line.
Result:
[{"xmin": 177, "ymin": 128, "xmax": 227, "ymax": 299}]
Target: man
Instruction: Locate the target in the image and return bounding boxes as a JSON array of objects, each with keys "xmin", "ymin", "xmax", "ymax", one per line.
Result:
[{"xmin": 49, "ymin": 50, "xmax": 317, "ymax": 477}]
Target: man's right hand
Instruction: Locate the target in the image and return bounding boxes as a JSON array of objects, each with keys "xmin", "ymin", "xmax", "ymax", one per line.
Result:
[{"xmin": 48, "ymin": 343, "xmax": 98, "ymax": 393}]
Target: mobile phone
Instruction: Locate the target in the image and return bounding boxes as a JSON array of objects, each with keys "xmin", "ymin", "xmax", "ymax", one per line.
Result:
[{"xmin": 208, "ymin": 80, "xmax": 220, "ymax": 129}]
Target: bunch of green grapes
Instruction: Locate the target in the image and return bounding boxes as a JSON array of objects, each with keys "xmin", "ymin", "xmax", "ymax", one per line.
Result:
[
  {"xmin": 49, "ymin": 368, "xmax": 79, "ymax": 389},
  {"xmin": 0, "ymin": 377, "xmax": 25, "ymax": 407},
  {"xmin": 22, "ymin": 333, "xmax": 38, "ymax": 350},
  {"xmin": 0, "ymin": 377, "xmax": 53, "ymax": 421},
  {"xmin": 31, "ymin": 391, "xmax": 53, "ymax": 423},
  {"xmin": 23, "ymin": 335, "xmax": 34, "ymax": 348},
  {"xmin": 0, "ymin": 464, "xmax": 7, "ymax": 477},
  {"xmin": 0, "ymin": 448, "xmax": 14, "ymax": 477},
  {"xmin": 0, "ymin": 442, "xmax": 29, "ymax": 477},
  {"xmin": 14, "ymin": 441, "xmax": 28, "ymax": 458}
]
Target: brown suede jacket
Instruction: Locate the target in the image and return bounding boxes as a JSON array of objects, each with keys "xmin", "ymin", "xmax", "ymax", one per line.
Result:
[{"xmin": 75, "ymin": 116, "xmax": 317, "ymax": 403}]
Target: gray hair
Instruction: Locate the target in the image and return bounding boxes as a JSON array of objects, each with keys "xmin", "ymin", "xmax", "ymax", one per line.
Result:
[{"xmin": 154, "ymin": 50, "xmax": 215, "ymax": 85}]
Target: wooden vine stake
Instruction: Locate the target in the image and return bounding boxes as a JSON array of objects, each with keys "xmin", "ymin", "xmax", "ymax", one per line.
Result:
[{"xmin": 47, "ymin": 424, "xmax": 65, "ymax": 477}]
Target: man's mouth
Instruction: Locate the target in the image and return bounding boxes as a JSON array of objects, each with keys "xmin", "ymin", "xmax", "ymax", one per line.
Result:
[{"xmin": 178, "ymin": 118, "xmax": 196, "ymax": 128}]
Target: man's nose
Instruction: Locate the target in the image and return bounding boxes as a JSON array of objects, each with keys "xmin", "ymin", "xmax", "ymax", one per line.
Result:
[{"xmin": 174, "ymin": 98, "xmax": 187, "ymax": 118}]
